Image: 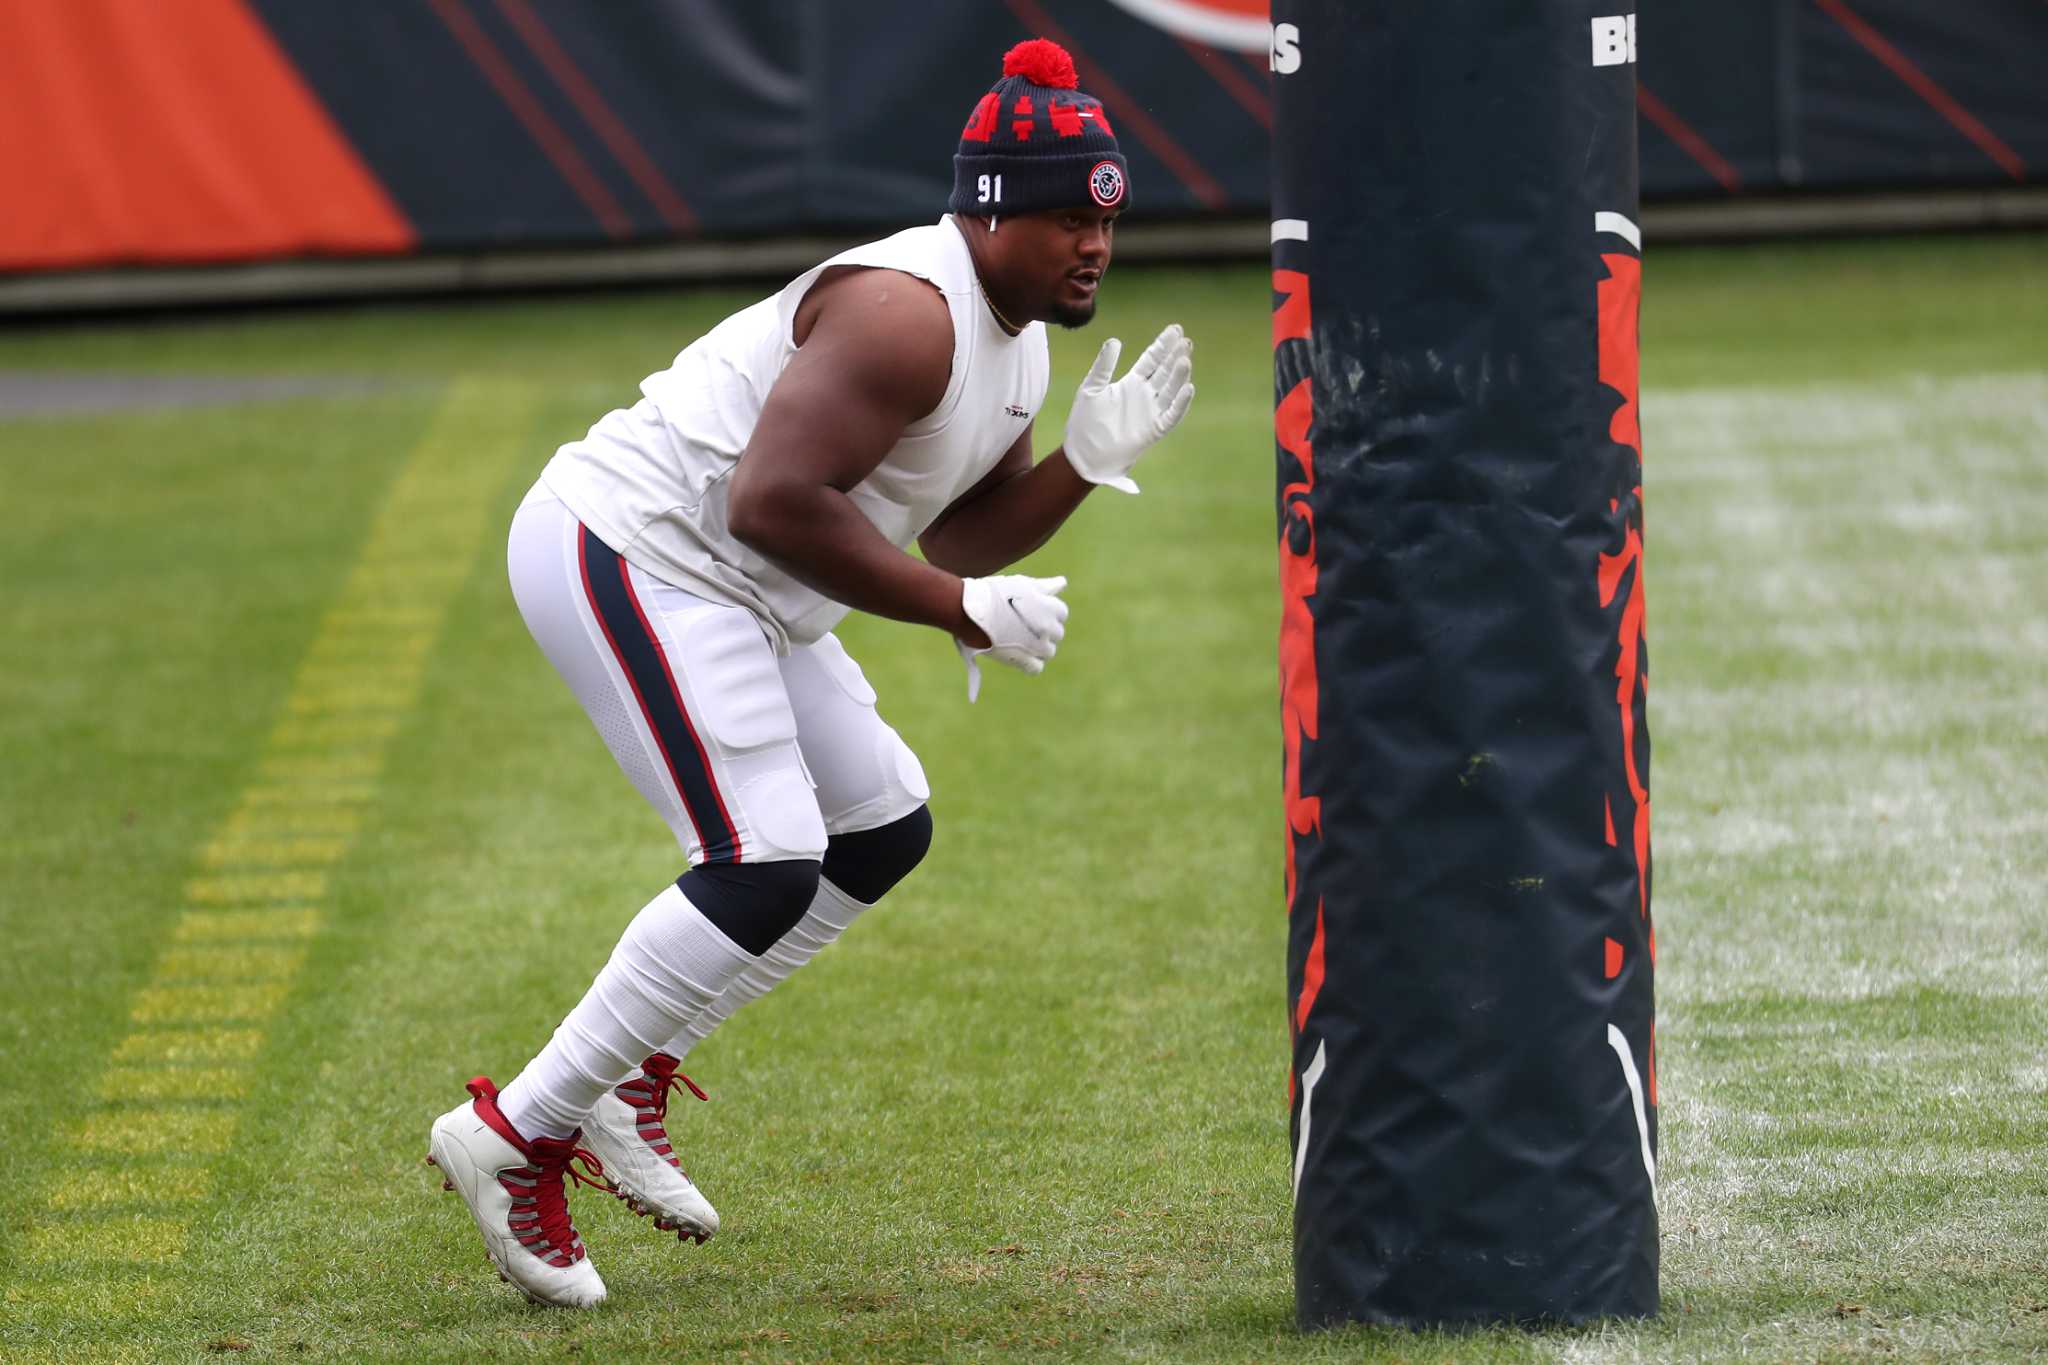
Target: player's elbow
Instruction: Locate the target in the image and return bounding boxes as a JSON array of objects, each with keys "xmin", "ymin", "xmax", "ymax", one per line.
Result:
[
  {"xmin": 919, "ymin": 519, "xmax": 1009, "ymax": 576},
  {"xmin": 727, "ymin": 489, "xmax": 767, "ymax": 551},
  {"xmin": 726, "ymin": 467, "xmax": 783, "ymax": 553},
  {"xmin": 916, "ymin": 527, "xmax": 963, "ymax": 575}
]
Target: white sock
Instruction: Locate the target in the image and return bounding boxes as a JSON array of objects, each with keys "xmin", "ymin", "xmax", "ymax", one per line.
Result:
[
  {"xmin": 658, "ymin": 877, "xmax": 871, "ymax": 1060},
  {"xmin": 498, "ymin": 883, "xmax": 756, "ymax": 1141}
]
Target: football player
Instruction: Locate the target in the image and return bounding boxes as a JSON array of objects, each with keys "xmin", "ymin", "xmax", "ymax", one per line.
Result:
[{"xmin": 428, "ymin": 37, "xmax": 1193, "ymax": 1307}]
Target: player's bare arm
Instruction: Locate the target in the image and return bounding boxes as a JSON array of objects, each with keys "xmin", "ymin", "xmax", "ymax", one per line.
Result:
[
  {"xmin": 727, "ymin": 267, "xmax": 989, "ymax": 644},
  {"xmin": 918, "ymin": 424, "xmax": 1085, "ymax": 576},
  {"xmin": 921, "ymin": 326, "xmax": 1195, "ymax": 577}
]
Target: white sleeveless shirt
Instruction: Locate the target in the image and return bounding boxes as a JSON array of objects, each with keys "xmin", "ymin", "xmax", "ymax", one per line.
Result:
[{"xmin": 540, "ymin": 217, "xmax": 1050, "ymax": 653}]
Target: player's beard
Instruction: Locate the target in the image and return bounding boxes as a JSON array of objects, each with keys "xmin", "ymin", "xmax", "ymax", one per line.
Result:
[{"xmin": 1050, "ymin": 298, "xmax": 1097, "ymax": 329}]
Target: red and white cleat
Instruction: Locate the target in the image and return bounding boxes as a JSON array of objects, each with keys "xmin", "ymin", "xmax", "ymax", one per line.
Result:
[
  {"xmin": 581, "ymin": 1052, "xmax": 720, "ymax": 1244},
  {"xmin": 427, "ymin": 1076, "xmax": 609, "ymax": 1308}
]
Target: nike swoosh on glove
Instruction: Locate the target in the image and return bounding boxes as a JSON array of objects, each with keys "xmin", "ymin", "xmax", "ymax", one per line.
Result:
[
  {"xmin": 1061, "ymin": 323, "xmax": 1196, "ymax": 495},
  {"xmin": 954, "ymin": 574, "xmax": 1069, "ymax": 703}
]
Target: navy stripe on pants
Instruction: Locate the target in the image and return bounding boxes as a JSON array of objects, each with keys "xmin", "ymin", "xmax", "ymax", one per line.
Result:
[{"xmin": 575, "ymin": 526, "xmax": 742, "ymax": 863}]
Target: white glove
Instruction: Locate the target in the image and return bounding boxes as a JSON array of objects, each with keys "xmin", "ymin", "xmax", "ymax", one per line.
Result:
[
  {"xmin": 954, "ymin": 574, "xmax": 1069, "ymax": 703},
  {"xmin": 1061, "ymin": 323, "xmax": 1196, "ymax": 495}
]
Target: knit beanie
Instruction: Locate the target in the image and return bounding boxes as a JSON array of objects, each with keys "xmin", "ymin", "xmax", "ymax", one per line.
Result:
[{"xmin": 949, "ymin": 39, "xmax": 1129, "ymax": 217}]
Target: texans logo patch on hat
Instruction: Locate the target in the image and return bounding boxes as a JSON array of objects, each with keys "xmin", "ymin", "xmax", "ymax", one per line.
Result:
[{"xmin": 1089, "ymin": 161, "xmax": 1125, "ymax": 207}]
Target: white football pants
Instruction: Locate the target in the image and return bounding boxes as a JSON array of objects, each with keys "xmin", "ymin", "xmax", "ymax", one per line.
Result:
[
  {"xmin": 506, "ymin": 483, "xmax": 931, "ymax": 862},
  {"xmin": 494, "ymin": 484, "xmax": 929, "ymax": 1140}
]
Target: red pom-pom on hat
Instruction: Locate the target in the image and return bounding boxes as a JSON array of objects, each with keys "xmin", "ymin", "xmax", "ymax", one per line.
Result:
[{"xmin": 1002, "ymin": 38, "xmax": 1078, "ymax": 89}]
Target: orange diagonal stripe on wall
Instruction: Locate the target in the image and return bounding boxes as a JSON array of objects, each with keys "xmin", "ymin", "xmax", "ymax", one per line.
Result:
[{"xmin": 0, "ymin": 0, "xmax": 416, "ymax": 271}]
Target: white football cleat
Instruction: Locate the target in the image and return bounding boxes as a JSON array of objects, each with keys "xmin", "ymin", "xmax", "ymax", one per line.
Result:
[
  {"xmin": 582, "ymin": 1052, "xmax": 720, "ymax": 1244},
  {"xmin": 427, "ymin": 1076, "xmax": 609, "ymax": 1308}
]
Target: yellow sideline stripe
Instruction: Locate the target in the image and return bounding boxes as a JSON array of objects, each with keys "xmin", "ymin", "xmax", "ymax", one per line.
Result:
[{"xmin": 29, "ymin": 380, "xmax": 531, "ymax": 1269}]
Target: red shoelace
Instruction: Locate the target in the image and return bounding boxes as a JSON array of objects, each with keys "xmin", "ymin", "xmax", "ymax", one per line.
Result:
[
  {"xmin": 501, "ymin": 1137, "xmax": 608, "ymax": 1267},
  {"xmin": 617, "ymin": 1052, "xmax": 708, "ymax": 1171}
]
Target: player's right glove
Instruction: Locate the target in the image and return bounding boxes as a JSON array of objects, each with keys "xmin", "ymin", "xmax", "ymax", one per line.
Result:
[
  {"xmin": 1060, "ymin": 323, "xmax": 1196, "ymax": 495},
  {"xmin": 954, "ymin": 574, "xmax": 1069, "ymax": 703}
]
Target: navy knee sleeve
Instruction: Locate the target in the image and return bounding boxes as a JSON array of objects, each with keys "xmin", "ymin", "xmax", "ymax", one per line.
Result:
[
  {"xmin": 821, "ymin": 806, "xmax": 933, "ymax": 905},
  {"xmin": 676, "ymin": 859, "xmax": 821, "ymax": 956}
]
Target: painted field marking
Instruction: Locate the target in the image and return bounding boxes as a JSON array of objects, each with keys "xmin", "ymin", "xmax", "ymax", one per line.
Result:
[
  {"xmin": 197, "ymin": 834, "xmax": 353, "ymax": 867},
  {"xmin": 184, "ymin": 870, "xmax": 329, "ymax": 904},
  {"xmin": 76, "ymin": 1110, "xmax": 235, "ymax": 1157},
  {"xmin": 171, "ymin": 908, "xmax": 323, "ymax": 942},
  {"xmin": 111, "ymin": 1029, "xmax": 266, "ymax": 1065},
  {"xmin": 24, "ymin": 1218, "xmax": 192, "ymax": 1266},
  {"xmin": 27, "ymin": 379, "xmax": 531, "ymax": 1273},
  {"xmin": 47, "ymin": 1167, "xmax": 214, "ymax": 1209}
]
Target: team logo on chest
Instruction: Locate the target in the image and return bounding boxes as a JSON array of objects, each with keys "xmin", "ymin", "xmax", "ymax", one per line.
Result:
[{"xmin": 1089, "ymin": 161, "xmax": 1125, "ymax": 208}]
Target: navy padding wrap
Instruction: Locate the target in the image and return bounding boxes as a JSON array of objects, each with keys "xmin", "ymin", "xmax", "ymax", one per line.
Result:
[
  {"xmin": 677, "ymin": 860, "xmax": 821, "ymax": 957},
  {"xmin": 822, "ymin": 806, "xmax": 933, "ymax": 905}
]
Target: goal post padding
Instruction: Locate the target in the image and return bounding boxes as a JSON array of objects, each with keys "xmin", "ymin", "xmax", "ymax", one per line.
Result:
[{"xmin": 1274, "ymin": 0, "xmax": 1658, "ymax": 1328}]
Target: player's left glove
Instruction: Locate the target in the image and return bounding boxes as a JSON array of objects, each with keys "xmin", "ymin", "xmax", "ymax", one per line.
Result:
[
  {"xmin": 954, "ymin": 573, "xmax": 1069, "ymax": 703},
  {"xmin": 1061, "ymin": 323, "xmax": 1196, "ymax": 495}
]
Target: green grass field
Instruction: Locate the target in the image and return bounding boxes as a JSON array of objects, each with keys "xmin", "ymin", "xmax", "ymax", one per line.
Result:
[{"xmin": 2, "ymin": 234, "xmax": 2044, "ymax": 1363}]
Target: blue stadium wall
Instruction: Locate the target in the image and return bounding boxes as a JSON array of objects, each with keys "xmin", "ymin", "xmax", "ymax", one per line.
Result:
[{"xmin": 2, "ymin": 0, "xmax": 2042, "ymax": 273}]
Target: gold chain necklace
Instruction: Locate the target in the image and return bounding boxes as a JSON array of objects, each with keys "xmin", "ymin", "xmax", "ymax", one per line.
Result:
[{"xmin": 983, "ymin": 286, "xmax": 1022, "ymax": 335}]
